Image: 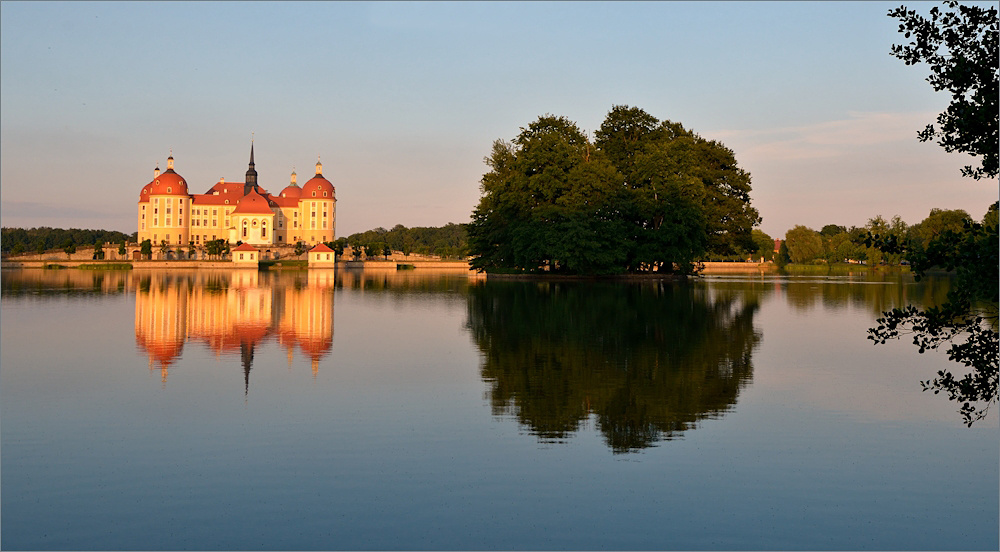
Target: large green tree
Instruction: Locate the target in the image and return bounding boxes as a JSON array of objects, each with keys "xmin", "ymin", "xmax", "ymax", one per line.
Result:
[
  {"xmin": 784, "ymin": 225, "xmax": 824, "ymax": 264},
  {"xmin": 596, "ymin": 106, "xmax": 759, "ymax": 261},
  {"xmin": 469, "ymin": 115, "xmax": 629, "ymax": 274},
  {"xmin": 469, "ymin": 107, "xmax": 759, "ymax": 274}
]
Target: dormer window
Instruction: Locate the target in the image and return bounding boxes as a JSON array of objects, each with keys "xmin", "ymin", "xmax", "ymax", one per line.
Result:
[
  {"xmin": 312, "ymin": 191, "xmax": 316, "ymax": 197},
  {"xmin": 167, "ymin": 187, "xmax": 172, "ymax": 193},
  {"xmin": 324, "ymin": 191, "xmax": 328, "ymax": 197}
]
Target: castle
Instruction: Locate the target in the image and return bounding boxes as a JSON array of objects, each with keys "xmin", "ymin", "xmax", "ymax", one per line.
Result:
[{"xmin": 137, "ymin": 144, "xmax": 337, "ymax": 248}]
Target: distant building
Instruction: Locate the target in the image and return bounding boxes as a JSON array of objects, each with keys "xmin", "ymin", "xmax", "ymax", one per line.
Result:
[
  {"xmin": 308, "ymin": 243, "xmax": 336, "ymax": 268},
  {"xmin": 137, "ymin": 144, "xmax": 337, "ymax": 247},
  {"xmin": 232, "ymin": 243, "xmax": 260, "ymax": 267}
]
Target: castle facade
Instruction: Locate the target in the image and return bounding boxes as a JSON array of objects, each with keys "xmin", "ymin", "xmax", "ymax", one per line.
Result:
[{"xmin": 137, "ymin": 145, "xmax": 337, "ymax": 247}]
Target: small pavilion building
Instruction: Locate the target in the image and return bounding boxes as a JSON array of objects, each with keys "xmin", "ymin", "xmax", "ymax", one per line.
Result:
[
  {"xmin": 308, "ymin": 243, "xmax": 336, "ymax": 268},
  {"xmin": 232, "ymin": 243, "xmax": 260, "ymax": 268}
]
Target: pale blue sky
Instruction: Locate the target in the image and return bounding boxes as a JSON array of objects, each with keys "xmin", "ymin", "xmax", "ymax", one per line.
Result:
[{"xmin": 1, "ymin": 1, "xmax": 995, "ymax": 238}]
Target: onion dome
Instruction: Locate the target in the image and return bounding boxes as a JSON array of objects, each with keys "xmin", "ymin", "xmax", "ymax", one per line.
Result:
[
  {"xmin": 232, "ymin": 189, "xmax": 276, "ymax": 215},
  {"xmin": 280, "ymin": 170, "xmax": 302, "ymax": 199},
  {"xmin": 303, "ymin": 157, "xmax": 335, "ymax": 199},
  {"xmin": 149, "ymin": 154, "xmax": 188, "ymax": 196}
]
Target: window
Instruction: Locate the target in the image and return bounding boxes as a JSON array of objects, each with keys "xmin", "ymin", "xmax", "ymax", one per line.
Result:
[
  {"xmin": 154, "ymin": 208, "xmax": 159, "ymax": 214},
  {"xmin": 242, "ymin": 221, "xmax": 248, "ymax": 238},
  {"xmin": 213, "ymin": 209, "xmax": 217, "ymax": 215},
  {"xmin": 324, "ymin": 191, "xmax": 328, "ymax": 197},
  {"xmin": 225, "ymin": 218, "xmax": 230, "ymax": 226},
  {"xmin": 225, "ymin": 200, "xmax": 229, "ymax": 204},
  {"xmin": 179, "ymin": 208, "xmax": 183, "ymax": 214},
  {"xmin": 166, "ymin": 219, "xmax": 171, "ymax": 226},
  {"xmin": 212, "ymin": 219, "xmax": 217, "ymax": 226},
  {"xmin": 141, "ymin": 214, "xmax": 145, "ymax": 220},
  {"xmin": 203, "ymin": 219, "xmax": 208, "ymax": 226},
  {"xmin": 153, "ymin": 234, "xmax": 157, "ymax": 241},
  {"xmin": 142, "ymin": 205, "xmax": 146, "ymax": 211},
  {"xmin": 178, "ymin": 218, "xmax": 182, "ymax": 226},
  {"xmin": 166, "ymin": 234, "xmax": 170, "ymax": 242},
  {"xmin": 278, "ymin": 236, "xmax": 283, "ymax": 242},
  {"xmin": 167, "ymin": 187, "xmax": 171, "ymax": 193},
  {"xmin": 294, "ymin": 212, "xmax": 298, "ymax": 217},
  {"xmin": 154, "ymin": 198, "xmax": 159, "ymax": 204},
  {"xmin": 326, "ymin": 253, "xmax": 330, "ymax": 260},
  {"xmin": 311, "ymin": 221, "xmax": 316, "ymax": 229},
  {"xmin": 293, "ymin": 221, "xmax": 298, "ymax": 228},
  {"xmin": 166, "ymin": 208, "xmax": 172, "ymax": 214},
  {"xmin": 322, "ymin": 221, "xmax": 327, "ymax": 229},
  {"xmin": 240, "ymin": 253, "xmax": 244, "ymax": 260},
  {"xmin": 141, "ymin": 223, "xmax": 145, "ymax": 229},
  {"xmin": 261, "ymin": 221, "xmax": 267, "ymax": 239},
  {"xmin": 312, "ymin": 191, "xmax": 316, "ymax": 197}
]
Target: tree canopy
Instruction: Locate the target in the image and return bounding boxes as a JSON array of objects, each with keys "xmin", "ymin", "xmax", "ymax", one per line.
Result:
[
  {"xmin": 468, "ymin": 107, "xmax": 760, "ymax": 274},
  {"xmin": 889, "ymin": 1, "xmax": 998, "ymax": 179},
  {"xmin": 345, "ymin": 223, "xmax": 467, "ymax": 259},
  {"xmin": 869, "ymin": 1, "xmax": 999, "ymax": 425},
  {"xmin": 2, "ymin": 227, "xmax": 135, "ymax": 255}
]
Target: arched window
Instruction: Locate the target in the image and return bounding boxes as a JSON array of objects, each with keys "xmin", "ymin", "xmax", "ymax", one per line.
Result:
[
  {"xmin": 242, "ymin": 220, "xmax": 248, "ymax": 238},
  {"xmin": 261, "ymin": 220, "xmax": 267, "ymax": 239}
]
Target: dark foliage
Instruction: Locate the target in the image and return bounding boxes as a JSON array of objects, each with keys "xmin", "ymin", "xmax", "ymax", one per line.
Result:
[
  {"xmin": 2, "ymin": 227, "xmax": 135, "ymax": 255},
  {"xmin": 889, "ymin": 1, "xmax": 998, "ymax": 179}
]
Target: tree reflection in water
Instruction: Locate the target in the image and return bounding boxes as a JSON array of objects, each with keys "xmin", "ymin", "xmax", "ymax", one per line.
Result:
[{"xmin": 467, "ymin": 280, "xmax": 761, "ymax": 453}]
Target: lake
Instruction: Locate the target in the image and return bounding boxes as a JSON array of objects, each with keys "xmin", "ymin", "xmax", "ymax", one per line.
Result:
[{"xmin": 1, "ymin": 267, "xmax": 996, "ymax": 550}]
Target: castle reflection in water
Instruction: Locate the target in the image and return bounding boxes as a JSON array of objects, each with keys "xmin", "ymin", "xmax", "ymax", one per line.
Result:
[{"xmin": 133, "ymin": 270, "xmax": 336, "ymax": 390}]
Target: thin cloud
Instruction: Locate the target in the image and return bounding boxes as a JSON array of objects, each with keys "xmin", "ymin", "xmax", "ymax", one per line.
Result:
[{"xmin": 712, "ymin": 111, "xmax": 938, "ymax": 162}]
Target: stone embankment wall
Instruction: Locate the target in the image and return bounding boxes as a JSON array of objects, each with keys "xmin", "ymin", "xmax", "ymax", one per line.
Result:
[
  {"xmin": 697, "ymin": 261, "xmax": 778, "ymax": 273},
  {"xmin": 341, "ymin": 260, "xmax": 472, "ymax": 270}
]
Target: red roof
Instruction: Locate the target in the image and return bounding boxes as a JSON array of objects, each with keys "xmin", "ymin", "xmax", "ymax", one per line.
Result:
[
  {"xmin": 309, "ymin": 243, "xmax": 334, "ymax": 252},
  {"xmin": 149, "ymin": 171, "xmax": 189, "ymax": 196},
  {"xmin": 231, "ymin": 189, "xmax": 275, "ymax": 215},
  {"xmin": 233, "ymin": 243, "xmax": 258, "ymax": 251},
  {"xmin": 303, "ymin": 174, "xmax": 335, "ymax": 199},
  {"xmin": 279, "ymin": 184, "xmax": 303, "ymax": 200}
]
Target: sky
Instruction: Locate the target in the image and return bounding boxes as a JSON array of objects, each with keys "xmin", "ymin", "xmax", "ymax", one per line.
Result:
[{"xmin": 1, "ymin": 1, "xmax": 996, "ymax": 239}]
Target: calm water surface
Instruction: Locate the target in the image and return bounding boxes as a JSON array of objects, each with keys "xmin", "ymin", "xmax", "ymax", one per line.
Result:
[{"xmin": 1, "ymin": 268, "xmax": 996, "ymax": 550}]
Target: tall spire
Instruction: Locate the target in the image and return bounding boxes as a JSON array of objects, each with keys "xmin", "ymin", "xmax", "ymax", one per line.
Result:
[{"xmin": 244, "ymin": 138, "xmax": 258, "ymax": 195}]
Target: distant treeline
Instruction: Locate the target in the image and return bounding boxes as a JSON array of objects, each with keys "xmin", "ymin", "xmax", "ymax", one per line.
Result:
[
  {"xmin": 768, "ymin": 203, "xmax": 998, "ymax": 266},
  {"xmin": 341, "ymin": 223, "xmax": 468, "ymax": 258},
  {"xmin": 1, "ymin": 227, "xmax": 137, "ymax": 255}
]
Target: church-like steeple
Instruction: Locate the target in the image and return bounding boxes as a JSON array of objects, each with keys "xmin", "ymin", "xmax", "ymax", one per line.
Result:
[{"xmin": 244, "ymin": 140, "xmax": 258, "ymax": 195}]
